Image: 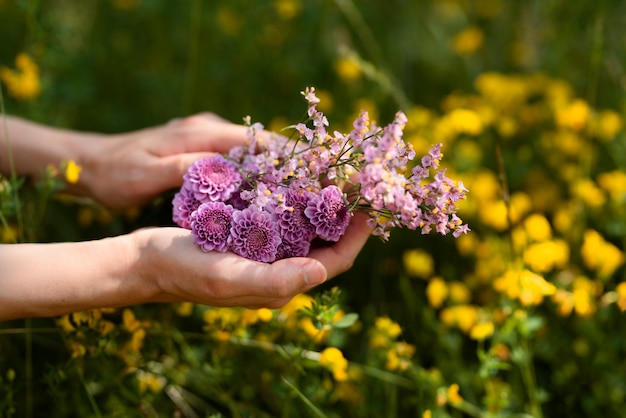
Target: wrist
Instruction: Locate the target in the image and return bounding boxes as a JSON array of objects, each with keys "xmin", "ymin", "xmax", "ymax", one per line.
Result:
[{"xmin": 128, "ymin": 227, "xmax": 178, "ymax": 304}]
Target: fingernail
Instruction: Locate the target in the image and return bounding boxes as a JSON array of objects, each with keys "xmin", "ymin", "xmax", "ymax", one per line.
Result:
[{"xmin": 303, "ymin": 261, "xmax": 326, "ymax": 286}]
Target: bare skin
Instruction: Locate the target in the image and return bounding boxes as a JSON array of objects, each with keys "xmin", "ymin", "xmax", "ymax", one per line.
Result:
[{"xmin": 0, "ymin": 114, "xmax": 372, "ymax": 321}]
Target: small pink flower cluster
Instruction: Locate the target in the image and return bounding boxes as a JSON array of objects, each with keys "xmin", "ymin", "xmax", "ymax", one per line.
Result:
[{"xmin": 173, "ymin": 87, "xmax": 469, "ymax": 262}]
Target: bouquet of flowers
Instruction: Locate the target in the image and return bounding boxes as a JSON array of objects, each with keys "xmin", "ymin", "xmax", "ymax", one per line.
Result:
[{"xmin": 172, "ymin": 87, "xmax": 469, "ymax": 263}]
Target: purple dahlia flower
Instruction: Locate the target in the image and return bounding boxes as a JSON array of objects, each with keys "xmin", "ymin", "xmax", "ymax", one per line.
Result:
[
  {"xmin": 184, "ymin": 155, "xmax": 243, "ymax": 202},
  {"xmin": 228, "ymin": 207, "xmax": 282, "ymax": 263},
  {"xmin": 304, "ymin": 185, "xmax": 351, "ymax": 242},
  {"xmin": 275, "ymin": 238, "xmax": 311, "ymax": 260},
  {"xmin": 172, "ymin": 185, "xmax": 203, "ymax": 229},
  {"xmin": 189, "ymin": 202, "xmax": 234, "ymax": 252},
  {"xmin": 274, "ymin": 188, "xmax": 317, "ymax": 243}
]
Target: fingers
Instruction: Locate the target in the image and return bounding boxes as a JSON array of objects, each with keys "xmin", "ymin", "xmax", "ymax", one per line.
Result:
[
  {"xmin": 308, "ymin": 212, "xmax": 372, "ymax": 279},
  {"xmin": 168, "ymin": 113, "xmax": 249, "ymax": 154},
  {"xmin": 156, "ymin": 151, "xmax": 217, "ymax": 190},
  {"xmin": 202, "ymin": 254, "xmax": 327, "ymax": 307}
]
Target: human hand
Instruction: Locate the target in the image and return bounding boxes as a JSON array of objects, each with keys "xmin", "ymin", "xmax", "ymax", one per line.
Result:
[
  {"xmin": 135, "ymin": 213, "xmax": 372, "ymax": 309},
  {"xmin": 78, "ymin": 113, "xmax": 248, "ymax": 209}
]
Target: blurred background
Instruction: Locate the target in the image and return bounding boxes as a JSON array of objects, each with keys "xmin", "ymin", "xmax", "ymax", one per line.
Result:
[{"xmin": 1, "ymin": 1, "xmax": 626, "ymax": 417}]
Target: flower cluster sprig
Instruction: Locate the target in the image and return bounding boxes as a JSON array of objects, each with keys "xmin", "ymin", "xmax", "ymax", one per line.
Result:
[{"xmin": 172, "ymin": 87, "xmax": 469, "ymax": 262}]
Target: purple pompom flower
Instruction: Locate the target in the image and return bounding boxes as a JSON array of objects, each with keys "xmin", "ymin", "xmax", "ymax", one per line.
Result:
[
  {"xmin": 275, "ymin": 238, "xmax": 311, "ymax": 260},
  {"xmin": 184, "ymin": 155, "xmax": 243, "ymax": 202},
  {"xmin": 172, "ymin": 185, "xmax": 203, "ymax": 229},
  {"xmin": 189, "ymin": 202, "xmax": 234, "ymax": 253},
  {"xmin": 228, "ymin": 207, "xmax": 282, "ymax": 263},
  {"xmin": 304, "ymin": 185, "xmax": 351, "ymax": 242},
  {"xmin": 274, "ymin": 187, "xmax": 317, "ymax": 243}
]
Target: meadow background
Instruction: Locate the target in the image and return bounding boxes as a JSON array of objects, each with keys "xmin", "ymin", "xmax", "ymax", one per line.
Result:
[{"xmin": 1, "ymin": 0, "xmax": 626, "ymax": 417}]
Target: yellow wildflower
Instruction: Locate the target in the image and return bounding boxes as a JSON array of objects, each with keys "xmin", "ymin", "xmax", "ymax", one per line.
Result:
[
  {"xmin": 448, "ymin": 282, "xmax": 471, "ymax": 304},
  {"xmin": 524, "ymin": 213, "xmax": 552, "ymax": 242},
  {"xmin": 122, "ymin": 308, "xmax": 142, "ymax": 332},
  {"xmin": 555, "ymin": 99, "xmax": 590, "ymax": 131},
  {"xmin": 385, "ymin": 342, "xmax": 415, "ymax": 371},
  {"xmin": 523, "ymin": 239, "xmax": 569, "ymax": 273},
  {"xmin": 552, "ymin": 289, "xmax": 574, "ymax": 316},
  {"xmin": 334, "ymin": 55, "xmax": 362, "ymax": 83},
  {"xmin": 572, "ymin": 276, "xmax": 599, "ymax": 316},
  {"xmin": 403, "ymin": 248, "xmax": 434, "ymax": 279},
  {"xmin": 426, "ymin": 277, "xmax": 448, "ymax": 308},
  {"xmin": 0, "ymin": 53, "xmax": 41, "ymax": 101},
  {"xmin": 572, "ymin": 178, "xmax": 606, "ymax": 209},
  {"xmin": 274, "ymin": 0, "xmax": 301, "ymax": 20},
  {"xmin": 137, "ymin": 370, "xmax": 166, "ymax": 393},
  {"xmin": 597, "ymin": 170, "xmax": 626, "ymax": 202},
  {"xmin": 64, "ymin": 159, "xmax": 82, "ymax": 184},
  {"xmin": 175, "ymin": 302, "xmax": 194, "ymax": 317},
  {"xmin": 592, "ymin": 110, "xmax": 622, "ymax": 142},
  {"xmin": 447, "ymin": 383, "xmax": 463, "ymax": 404},
  {"xmin": 422, "ymin": 410, "xmax": 432, "ymax": 418},
  {"xmin": 452, "ymin": 26, "xmax": 484, "ymax": 56},
  {"xmin": 447, "ymin": 108, "xmax": 483, "ymax": 136},
  {"xmin": 494, "ymin": 269, "xmax": 556, "ymax": 306},
  {"xmin": 440, "ymin": 305, "xmax": 478, "ymax": 333},
  {"xmin": 581, "ymin": 230, "xmax": 625, "ymax": 278},
  {"xmin": 470, "ymin": 321, "xmax": 495, "ymax": 340},
  {"xmin": 257, "ymin": 308, "xmax": 273, "ymax": 322},
  {"xmin": 319, "ymin": 347, "xmax": 349, "ymax": 381}
]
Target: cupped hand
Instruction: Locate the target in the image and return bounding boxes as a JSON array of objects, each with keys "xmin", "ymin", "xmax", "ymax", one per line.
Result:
[
  {"xmin": 81, "ymin": 113, "xmax": 248, "ymax": 209},
  {"xmin": 134, "ymin": 212, "xmax": 372, "ymax": 309}
]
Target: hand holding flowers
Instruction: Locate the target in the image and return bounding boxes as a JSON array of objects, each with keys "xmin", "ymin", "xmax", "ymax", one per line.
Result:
[{"xmin": 173, "ymin": 88, "xmax": 469, "ymax": 263}]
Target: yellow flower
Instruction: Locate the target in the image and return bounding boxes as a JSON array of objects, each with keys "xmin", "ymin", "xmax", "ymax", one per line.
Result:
[
  {"xmin": 572, "ymin": 179, "xmax": 606, "ymax": 209},
  {"xmin": 403, "ymin": 248, "xmax": 434, "ymax": 278},
  {"xmin": 581, "ymin": 230, "xmax": 625, "ymax": 278},
  {"xmin": 494, "ymin": 269, "xmax": 556, "ymax": 306},
  {"xmin": 447, "ymin": 108, "xmax": 484, "ymax": 136},
  {"xmin": 319, "ymin": 347, "xmax": 349, "ymax": 381},
  {"xmin": 385, "ymin": 342, "xmax": 415, "ymax": 371},
  {"xmin": 334, "ymin": 55, "xmax": 362, "ymax": 83},
  {"xmin": 64, "ymin": 159, "xmax": 82, "ymax": 184},
  {"xmin": 440, "ymin": 305, "xmax": 478, "ymax": 333},
  {"xmin": 448, "ymin": 282, "xmax": 471, "ymax": 304},
  {"xmin": 452, "ymin": 26, "xmax": 484, "ymax": 56},
  {"xmin": 555, "ymin": 99, "xmax": 590, "ymax": 131},
  {"xmin": 470, "ymin": 321, "xmax": 495, "ymax": 340},
  {"xmin": 572, "ymin": 276, "xmax": 599, "ymax": 316},
  {"xmin": 274, "ymin": 0, "xmax": 301, "ymax": 20},
  {"xmin": 592, "ymin": 110, "xmax": 622, "ymax": 142},
  {"xmin": 422, "ymin": 410, "xmax": 432, "ymax": 418},
  {"xmin": 257, "ymin": 308, "xmax": 273, "ymax": 322},
  {"xmin": 123, "ymin": 308, "xmax": 142, "ymax": 332},
  {"xmin": 0, "ymin": 53, "xmax": 42, "ymax": 101},
  {"xmin": 523, "ymin": 239, "xmax": 569, "ymax": 273},
  {"xmin": 175, "ymin": 302, "xmax": 194, "ymax": 317},
  {"xmin": 137, "ymin": 370, "xmax": 166, "ymax": 393},
  {"xmin": 524, "ymin": 214, "xmax": 552, "ymax": 242},
  {"xmin": 426, "ymin": 277, "xmax": 449, "ymax": 308},
  {"xmin": 447, "ymin": 383, "xmax": 463, "ymax": 404},
  {"xmin": 597, "ymin": 170, "xmax": 626, "ymax": 202}
]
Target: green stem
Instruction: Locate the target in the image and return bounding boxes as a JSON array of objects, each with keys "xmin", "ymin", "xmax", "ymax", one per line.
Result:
[{"xmin": 519, "ymin": 339, "xmax": 542, "ymax": 418}]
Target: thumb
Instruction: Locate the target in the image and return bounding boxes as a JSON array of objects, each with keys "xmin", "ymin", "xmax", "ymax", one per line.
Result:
[{"xmin": 158, "ymin": 152, "xmax": 216, "ymax": 189}]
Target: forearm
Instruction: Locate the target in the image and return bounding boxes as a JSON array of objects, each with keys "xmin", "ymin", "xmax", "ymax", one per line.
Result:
[{"xmin": 0, "ymin": 233, "xmax": 156, "ymax": 321}]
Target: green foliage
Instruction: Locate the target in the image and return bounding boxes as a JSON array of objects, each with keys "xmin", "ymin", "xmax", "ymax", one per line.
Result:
[{"xmin": 2, "ymin": 0, "xmax": 626, "ymax": 417}]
